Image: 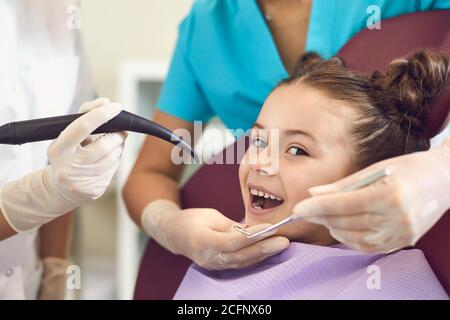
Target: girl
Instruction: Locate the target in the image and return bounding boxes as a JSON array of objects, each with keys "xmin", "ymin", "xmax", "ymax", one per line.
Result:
[{"xmin": 174, "ymin": 49, "xmax": 450, "ymax": 299}]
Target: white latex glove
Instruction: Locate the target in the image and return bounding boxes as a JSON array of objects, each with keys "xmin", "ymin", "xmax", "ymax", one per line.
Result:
[
  {"xmin": 0, "ymin": 98, "xmax": 127, "ymax": 233},
  {"xmin": 293, "ymin": 136, "xmax": 450, "ymax": 253},
  {"xmin": 38, "ymin": 257, "xmax": 71, "ymax": 300},
  {"xmin": 141, "ymin": 199, "xmax": 290, "ymax": 270}
]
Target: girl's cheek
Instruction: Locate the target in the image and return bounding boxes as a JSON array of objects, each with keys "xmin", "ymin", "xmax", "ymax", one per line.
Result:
[{"xmin": 280, "ymin": 165, "xmax": 320, "ymax": 205}]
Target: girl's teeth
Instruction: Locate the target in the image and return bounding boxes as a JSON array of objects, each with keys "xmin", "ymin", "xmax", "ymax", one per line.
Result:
[{"xmin": 249, "ymin": 187, "xmax": 283, "ymax": 202}]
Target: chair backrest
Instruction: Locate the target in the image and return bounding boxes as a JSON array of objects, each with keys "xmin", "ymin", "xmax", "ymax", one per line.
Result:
[
  {"xmin": 337, "ymin": 10, "xmax": 450, "ymax": 293},
  {"xmin": 134, "ymin": 10, "xmax": 450, "ymax": 299},
  {"xmin": 134, "ymin": 144, "xmax": 244, "ymax": 300}
]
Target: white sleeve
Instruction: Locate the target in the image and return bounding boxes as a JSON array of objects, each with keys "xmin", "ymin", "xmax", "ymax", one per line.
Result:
[{"xmin": 70, "ymin": 38, "xmax": 97, "ymax": 114}]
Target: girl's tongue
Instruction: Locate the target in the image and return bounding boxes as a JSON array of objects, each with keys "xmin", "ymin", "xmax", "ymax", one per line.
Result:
[{"xmin": 252, "ymin": 194, "xmax": 284, "ymax": 210}]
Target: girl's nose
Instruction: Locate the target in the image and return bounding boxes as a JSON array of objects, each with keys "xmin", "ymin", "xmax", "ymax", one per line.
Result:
[
  {"xmin": 255, "ymin": 166, "xmax": 277, "ymax": 176},
  {"xmin": 250, "ymin": 146, "xmax": 279, "ymax": 176}
]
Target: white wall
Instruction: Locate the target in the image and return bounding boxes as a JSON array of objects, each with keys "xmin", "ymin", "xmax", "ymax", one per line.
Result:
[{"xmin": 80, "ymin": 0, "xmax": 193, "ymax": 100}]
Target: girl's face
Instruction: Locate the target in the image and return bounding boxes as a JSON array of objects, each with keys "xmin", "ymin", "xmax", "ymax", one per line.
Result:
[{"xmin": 239, "ymin": 84, "xmax": 357, "ymax": 244}]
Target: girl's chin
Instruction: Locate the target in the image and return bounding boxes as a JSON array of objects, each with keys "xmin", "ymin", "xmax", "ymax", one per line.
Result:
[
  {"xmin": 245, "ymin": 199, "xmax": 289, "ymax": 223},
  {"xmin": 244, "ymin": 211, "xmax": 289, "ymax": 227}
]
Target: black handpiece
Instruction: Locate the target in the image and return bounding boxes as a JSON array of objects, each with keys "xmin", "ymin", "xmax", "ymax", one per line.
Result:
[{"xmin": 0, "ymin": 111, "xmax": 198, "ymax": 161}]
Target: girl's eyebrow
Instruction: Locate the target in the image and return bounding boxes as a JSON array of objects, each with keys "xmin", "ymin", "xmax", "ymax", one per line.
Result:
[{"xmin": 252, "ymin": 122, "xmax": 317, "ymax": 142}]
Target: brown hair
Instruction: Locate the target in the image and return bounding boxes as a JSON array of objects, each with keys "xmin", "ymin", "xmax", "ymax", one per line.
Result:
[{"xmin": 279, "ymin": 50, "xmax": 450, "ymax": 170}]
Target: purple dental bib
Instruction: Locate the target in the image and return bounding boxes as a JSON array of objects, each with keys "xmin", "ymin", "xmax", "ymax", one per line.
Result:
[{"xmin": 174, "ymin": 242, "xmax": 448, "ymax": 300}]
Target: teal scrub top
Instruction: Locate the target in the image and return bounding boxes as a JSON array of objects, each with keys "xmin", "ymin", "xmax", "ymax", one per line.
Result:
[{"xmin": 157, "ymin": 0, "xmax": 450, "ymax": 131}]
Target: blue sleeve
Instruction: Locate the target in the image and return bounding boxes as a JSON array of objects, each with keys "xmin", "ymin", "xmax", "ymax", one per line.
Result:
[
  {"xmin": 419, "ymin": 0, "xmax": 450, "ymax": 10},
  {"xmin": 156, "ymin": 8, "xmax": 214, "ymax": 123}
]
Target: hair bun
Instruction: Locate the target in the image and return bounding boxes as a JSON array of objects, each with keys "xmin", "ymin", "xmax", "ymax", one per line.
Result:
[{"xmin": 373, "ymin": 49, "xmax": 450, "ymax": 134}]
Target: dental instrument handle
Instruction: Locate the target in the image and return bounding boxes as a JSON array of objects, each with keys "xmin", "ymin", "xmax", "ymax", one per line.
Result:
[
  {"xmin": 0, "ymin": 111, "xmax": 198, "ymax": 161},
  {"xmin": 1, "ymin": 111, "xmax": 159, "ymax": 143},
  {"xmin": 340, "ymin": 168, "xmax": 392, "ymax": 192},
  {"xmin": 246, "ymin": 216, "xmax": 294, "ymax": 239}
]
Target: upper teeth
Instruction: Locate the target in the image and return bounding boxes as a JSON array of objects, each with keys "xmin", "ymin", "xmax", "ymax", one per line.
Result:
[{"xmin": 250, "ymin": 188, "xmax": 283, "ymax": 201}]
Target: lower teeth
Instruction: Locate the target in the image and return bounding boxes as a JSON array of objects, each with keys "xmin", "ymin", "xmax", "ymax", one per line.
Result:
[
  {"xmin": 253, "ymin": 198, "xmax": 266, "ymax": 210},
  {"xmin": 252, "ymin": 195, "xmax": 283, "ymax": 210}
]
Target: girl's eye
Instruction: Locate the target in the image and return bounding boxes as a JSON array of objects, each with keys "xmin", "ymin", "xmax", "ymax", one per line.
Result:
[
  {"xmin": 250, "ymin": 137, "xmax": 267, "ymax": 149},
  {"xmin": 287, "ymin": 146, "xmax": 309, "ymax": 157}
]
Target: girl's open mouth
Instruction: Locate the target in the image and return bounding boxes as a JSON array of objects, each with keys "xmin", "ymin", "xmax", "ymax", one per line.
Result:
[{"xmin": 248, "ymin": 185, "xmax": 284, "ymax": 215}]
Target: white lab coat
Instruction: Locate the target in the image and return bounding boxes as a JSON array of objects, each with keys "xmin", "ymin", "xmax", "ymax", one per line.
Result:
[{"xmin": 0, "ymin": 0, "xmax": 95, "ymax": 299}]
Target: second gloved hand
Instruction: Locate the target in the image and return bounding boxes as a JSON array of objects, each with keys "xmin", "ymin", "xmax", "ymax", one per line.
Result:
[
  {"xmin": 0, "ymin": 98, "xmax": 127, "ymax": 233},
  {"xmin": 292, "ymin": 135, "xmax": 450, "ymax": 253},
  {"xmin": 141, "ymin": 199, "xmax": 290, "ymax": 270}
]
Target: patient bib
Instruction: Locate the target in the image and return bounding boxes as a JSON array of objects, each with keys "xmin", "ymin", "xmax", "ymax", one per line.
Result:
[{"xmin": 174, "ymin": 242, "xmax": 448, "ymax": 300}]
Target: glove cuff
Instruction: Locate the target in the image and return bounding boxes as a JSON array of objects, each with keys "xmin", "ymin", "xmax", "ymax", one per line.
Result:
[
  {"xmin": 141, "ymin": 199, "xmax": 181, "ymax": 254},
  {"xmin": 0, "ymin": 167, "xmax": 78, "ymax": 233},
  {"xmin": 38, "ymin": 257, "xmax": 71, "ymax": 300},
  {"xmin": 432, "ymin": 136, "xmax": 450, "ymax": 209},
  {"xmin": 441, "ymin": 134, "xmax": 450, "ymax": 156},
  {"xmin": 0, "ymin": 186, "xmax": 21, "ymax": 234}
]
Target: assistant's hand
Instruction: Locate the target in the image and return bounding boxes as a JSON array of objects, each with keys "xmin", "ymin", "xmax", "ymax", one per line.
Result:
[
  {"xmin": 0, "ymin": 98, "xmax": 127, "ymax": 234},
  {"xmin": 142, "ymin": 200, "xmax": 290, "ymax": 270},
  {"xmin": 38, "ymin": 257, "xmax": 71, "ymax": 300},
  {"xmin": 293, "ymin": 138, "xmax": 450, "ymax": 253}
]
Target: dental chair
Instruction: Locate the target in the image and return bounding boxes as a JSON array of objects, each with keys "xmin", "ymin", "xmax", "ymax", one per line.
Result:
[{"xmin": 134, "ymin": 10, "xmax": 450, "ymax": 299}]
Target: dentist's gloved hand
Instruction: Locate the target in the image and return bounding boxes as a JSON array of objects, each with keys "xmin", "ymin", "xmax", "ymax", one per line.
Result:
[
  {"xmin": 141, "ymin": 199, "xmax": 290, "ymax": 270},
  {"xmin": 293, "ymin": 136, "xmax": 450, "ymax": 254},
  {"xmin": 0, "ymin": 98, "xmax": 127, "ymax": 233}
]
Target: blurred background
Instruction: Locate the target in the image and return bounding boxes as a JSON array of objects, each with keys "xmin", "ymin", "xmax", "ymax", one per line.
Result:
[
  {"xmin": 73, "ymin": 0, "xmax": 236, "ymax": 300},
  {"xmin": 71, "ymin": 0, "xmax": 233, "ymax": 300},
  {"xmin": 81, "ymin": 0, "xmax": 192, "ymax": 102}
]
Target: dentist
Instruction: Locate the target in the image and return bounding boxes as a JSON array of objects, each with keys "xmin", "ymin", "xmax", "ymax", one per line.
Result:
[{"xmin": 0, "ymin": 0, "xmax": 126, "ymax": 299}]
